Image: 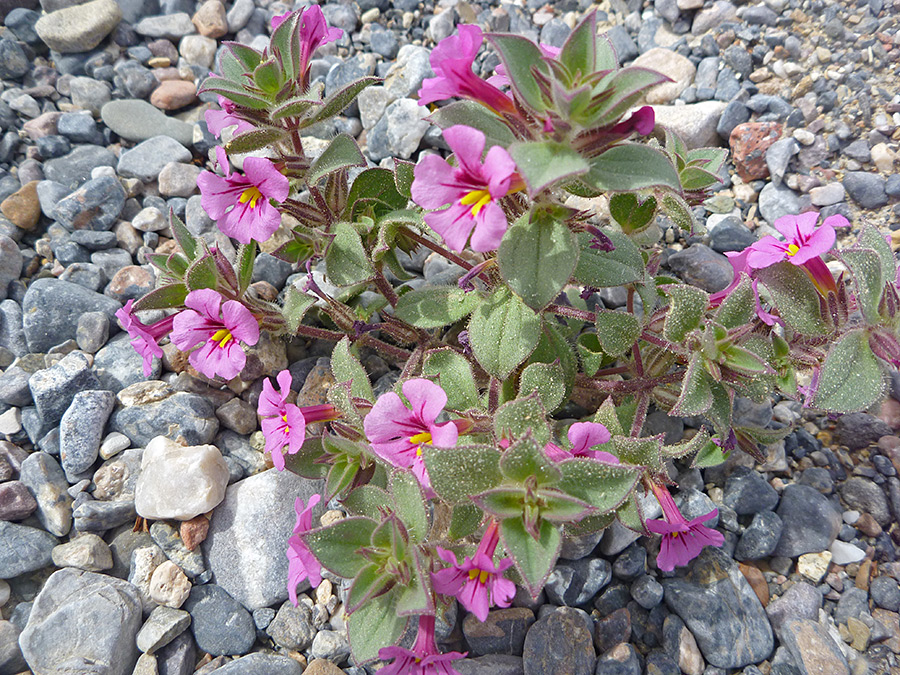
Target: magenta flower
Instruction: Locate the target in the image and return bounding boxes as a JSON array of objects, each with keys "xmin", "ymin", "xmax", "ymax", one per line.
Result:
[
  {"xmin": 543, "ymin": 422, "xmax": 618, "ymax": 463},
  {"xmin": 205, "ymin": 95, "xmax": 255, "ymax": 139},
  {"xmin": 487, "ymin": 43, "xmax": 560, "ymax": 89},
  {"xmin": 646, "ymin": 483, "xmax": 724, "ymax": 571},
  {"xmin": 258, "ymin": 369, "xmax": 339, "ymax": 470},
  {"xmin": 115, "ymin": 299, "xmax": 175, "ymax": 377},
  {"xmin": 287, "ymin": 493, "xmax": 323, "ymax": 603},
  {"xmin": 363, "ymin": 379, "xmax": 461, "ymax": 495},
  {"xmin": 432, "ymin": 520, "xmax": 515, "ymax": 622},
  {"xmin": 271, "ymin": 6, "xmax": 343, "ymax": 80},
  {"xmin": 610, "ymin": 105, "xmax": 656, "ymax": 136},
  {"xmin": 745, "ymin": 211, "xmax": 845, "ymax": 295},
  {"xmin": 377, "ymin": 614, "xmax": 466, "ymax": 675},
  {"xmin": 709, "ymin": 249, "xmax": 783, "ymax": 327},
  {"xmin": 197, "ymin": 146, "xmax": 290, "ymax": 245},
  {"xmin": 170, "ymin": 289, "xmax": 260, "ymax": 381},
  {"xmin": 418, "ymin": 24, "xmax": 516, "ymax": 115},
  {"xmin": 411, "ymin": 125, "xmax": 522, "ymax": 252}
]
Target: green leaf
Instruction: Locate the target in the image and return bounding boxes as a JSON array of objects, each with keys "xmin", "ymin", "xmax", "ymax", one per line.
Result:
[
  {"xmin": 185, "ymin": 255, "xmax": 218, "ymax": 291},
  {"xmin": 216, "ymin": 43, "xmax": 261, "ymax": 80},
  {"xmin": 468, "ymin": 289, "xmax": 542, "ymax": 380},
  {"xmin": 691, "ymin": 439, "xmax": 729, "ymax": 468},
  {"xmin": 573, "ymin": 230, "xmax": 643, "ymax": 287},
  {"xmin": 857, "ymin": 225, "xmax": 897, "ymax": 288},
  {"xmin": 721, "ymin": 344, "xmax": 774, "ymax": 377},
  {"xmin": 595, "ymin": 309, "xmax": 640, "ymax": 357},
  {"xmin": 557, "ymin": 459, "xmax": 640, "ymax": 513},
  {"xmin": 714, "ymin": 273, "xmax": 754, "ymax": 329},
  {"xmin": 658, "ymin": 191, "xmax": 697, "ymax": 233},
  {"xmin": 576, "ymin": 333, "xmax": 606, "ymax": 376},
  {"xmin": 389, "ymin": 470, "xmax": 428, "ymax": 544},
  {"xmin": 558, "ymin": 12, "xmax": 596, "ymax": 77},
  {"xmin": 236, "ymin": 241, "xmax": 256, "ymax": 294},
  {"xmin": 494, "ymin": 394, "xmax": 551, "ymax": 447},
  {"xmin": 422, "ymin": 349, "xmax": 481, "ymax": 411},
  {"xmin": 343, "ymin": 485, "xmax": 391, "ymax": 519},
  {"xmin": 528, "ymin": 321, "xmax": 577, "ymax": 400},
  {"xmin": 325, "ymin": 455, "xmax": 360, "ymax": 500},
  {"xmin": 394, "ymin": 553, "xmax": 432, "ymax": 616},
  {"xmin": 308, "ymin": 134, "xmax": 367, "ymax": 185},
  {"xmin": 347, "ymin": 590, "xmax": 408, "ymax": 664},
  {"xmin": 500, "ymin": 516, "xmax": 561, "ymax": 598},
  {"xmin": 200, "ymin": 77, "xmax": 270, "ymax": 110},
  {"xmin": 170, "ymin": 210, "xmax": 198, "ymax": 260},
  {"xmin": 225, "ymin": 127, "xmax": 286, "ymax": 154},
  {"xmin": 303, "ymin": 516, "xmax": 377, "ymax": 579},
  {"xmin": 346, "ymin": 563, "xmax": 393, "ymax": 614},
  {"xmin": 499, "ymin": 433, "xmax": 562, "ymax": 485},
  {"xmin": 394, "ymin": 286, "xmax": 482, "ymax": 328},
  {"xmin": 332, "ymin": 337, "xmax": 374, "ymax": 402},
  {"xmin": 472, "ymin": 487, "xmax": 527, "ymax": 519},
  {"xmin": 487, "ymin": 34, "xmax": 549, "ymax": 113},
  {"xmin": 347, "ymin": 168, "xmax": 408, "ymax": 217},
  {"xmin": 611, "ymin": 434, "xmax": 664, "ymax": 474},
  {"xmin": 327, "ymin": 381, "xmax": 364, "ymax": 429},
  {"xmin": 662, "ymin": 285, "xmax": 708, "ymax": 343},
  {"xmin": 663, "ymin": 426, "xmax": 712, "ymax": 460},
  {"xmin": 615, "ymin": 493, "xmax": 647, "ymax": 535},
  {"xmin": 272, "ymin": 237, "xmax": 314, "ymax": 265},
  {"xmin": 518, "ymin": 361, "xmax": 566, "ymax": 412},
  {"xmin": 507, "ymin": 142, "xmax": 589, "ymax": 195},
  {"xmin": 679, "ymin": 165, "xmax": 720, "ymax": 191},
  {"xmin": 535, "ymin": 489, "xmax": 596, "ymax": 522},
  {"xmin": 132, "ymin": 283, "xmax": 188, "ymax": 311},
  {"xmin": 326, "ymin": 221, "xmax": 375, "ymax": 286},
  {"xmin": 282, "ymin": 437, "xmax": 329, "ymax": 479},
  {"xmin": 671, "ymin": 353, "xmax": 713, "ymax": 416},
  {"xmin": 755, "ymin": 262, "xmax": 828, "ymax": 336},
  {"xmin": 843, "ymin": 248, "xmax": 883, "ymax": 323},
  {"xmin": 270, "ymin": 95, "xmax": 322, "ymax": 121},
  {"xmin": 813, "ymin": 329, "xmax": 885, "ymax": 413},
  {"xmin": 427, "ymin": 100, "xmax": 516, "ymax": 148},
  {"xmin": 306, "ymin": 77, "xmax": 381, "ymax": 125},
  {"xmin": 592, "ymin": 397, "xmax": 624, "ymax": 435},
  {"xmin": 283, "ymin": 285, "xmax": 317, "ymax": 333},
  {"xmin": 498, "ymin": 214, "xmax": 578, "ymax": 310},
  {"xmin": 448, "ymin": 503, "xmax": 484, "ymax": 540},
  {"xmin": 421, "ymin": 445, "xmax": 503, "ymax": 504},
  {"xmin": 609, "ymin": 193, "xmax": 658, "ymax": 234},
  {"xmin": 584, "ymin": 68, "xmax": 671, "ymax": 127},
  {"xmin": 584, "ymin": 144, "xmax": 681, "ymax": 192}
]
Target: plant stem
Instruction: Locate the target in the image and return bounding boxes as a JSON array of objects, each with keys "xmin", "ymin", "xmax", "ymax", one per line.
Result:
[
  {"xmin": 575, "ymin": 371, "xmax": 682, "ymax": 394},
  {"xmin": 374, "ymin": 268, "xmax": 399, "ymax": 307},
  {"xmin": 399, "ymin": 227, "xmax": 474, "ymax": 271},
  {"xmin": 294, "ymin": 323, "xmax": 412, "ymax": 363},
  {"xmin": 545, "ymin": 304, "xmax": 596, "ymax": 322},
  {"xmin": 630, "ymin": 392, "xmax": 649, "ymax": 437}
]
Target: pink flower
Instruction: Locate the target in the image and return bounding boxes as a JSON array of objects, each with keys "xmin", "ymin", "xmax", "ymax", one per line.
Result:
[
  {"xmin": 287, "ymin": 493, "xmax": 322, "ymax": 603},
  {"xmin": 487, "ymin": 43, "xmax": 560, "ymax": 89},
  {"xmin": 258, "ymin": 369, "xmax": 339, "ymax": 470},
  {"xmin": 198, "ymin": 146, "xmax": 290, "ymax": 245},
  {"xmin": 709, "ymin": 249, "xmax": 783, "ymax": 327},
  {"xmin": 115, "ymin": 299, "xmax": 175, "ymax": 377},
  {"xmin": 363, "ymin": 379, "xmax": 460, "ymax": 495},
  {"xmin": 411, "ymin": 125, "xmax": 521, "ymax": 252},
  {"xmin": 432, "ymin": 520, "xmax": 515, "ymax": 622},
  {"xmin": 205, "ymin": 95, "xmax": 255, "ymax": 139},
  {"xmin": 170, "ymin": 289, "xmax": 260, "ymax": 381},
  {"xmin": 271, "ymin": 6, "xmax": 343, "ymax": 80},
  {"xmin": 745, "ymin": 211, "xmax": 845, "ymax": 295},
  {"xmin": 646, "ymin": 483, "xmax": 724, "ymax": 572},
  {"xmin": 543, "ymin": 422, "xmax": 618, "ymax": 463},
  {"xmin": 609, "ymin": 105, "xmax": 656, "ymax": 136},
  {"xmin": 418, "ymin": 24, "xmax": 516, "ymax": 115},
  {"xmin": 377, "ymin": 614, "xmax": 466, "ymax": 675}
]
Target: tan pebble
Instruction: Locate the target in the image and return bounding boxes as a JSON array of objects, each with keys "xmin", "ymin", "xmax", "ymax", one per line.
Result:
[
  {"xmin": 1, "ymin": 180, "xmax": 41, "ymax": 230},
  {"xmin": 192, "ymin": 0, "xmax": 228, "ymax": 38},
  {"xmin": 798, "ymin": 551, "xmax": 832, "ymax": 584},
  {"xmin": 180, "ymin": 514, "xmax": 210, "ymax": 551},
  {"xmin": 149, "ymin": 560, "xmax": 192, "ymax": 608},
  {"xmin": 150, "ymin": 80, "xmax": 197, "ymax": 111}
]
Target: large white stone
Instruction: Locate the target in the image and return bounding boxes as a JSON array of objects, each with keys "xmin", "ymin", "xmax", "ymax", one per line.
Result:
[{"xmin": 134, "ymin": 436, "xmax": 230, "ymax": 521}]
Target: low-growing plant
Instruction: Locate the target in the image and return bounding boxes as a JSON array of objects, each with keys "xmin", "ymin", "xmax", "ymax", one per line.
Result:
[{"xmin": 118, "ymin": 7, "xmax": 898, "ymax": 670}]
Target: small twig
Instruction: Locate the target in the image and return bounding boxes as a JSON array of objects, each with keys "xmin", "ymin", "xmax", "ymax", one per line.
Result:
[{"xmin": 398, "ymin": 227, "xmax": 474, "ymax": 271}]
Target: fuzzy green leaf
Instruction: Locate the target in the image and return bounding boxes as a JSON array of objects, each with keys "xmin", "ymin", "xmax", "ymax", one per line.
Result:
[
  {"xmin": 714, "ymin": 273, "xmax": 754, "ymax": 329},
  {"xmin": 507, "ymin": 141, "xmax": 589, "ymax": 195},
  {"xmin": 755, "ymin": 262, "xmax": 828, "ymax": 336},
  {"xmin": 225, "ymin": 127, "xmax": 286, "ymax": 154},
  {"xmin": 857, "ymin": 225, "xmax": 897, "ymax": 287},
  {"xmin": 558, "ymin": 12, "xmax": 596, "ymax": 76},
  {"xmin": 499, "ymin": 433, "xmax": 561, "ymax": 486},
  {"xmin": 574, "ymin": 230, "xmax": 643, "ymax": 287},
  {"xmin": 347, "ymin": 590, "xmax": 408, "ymax": 664},
  {"xmin": 389, "ymin": 470, "xmax": 428, "ymax": 544},
  {"xmin": 576, "ymin": 332, "xmax": 605, "ymax": 376},
  {"xmin": 843, "ymin": 248, "xmax": 883, "ymax": 324},
  {"xmin": 500, "ymin": 516, "xmax": 561, "ymax": 598},
  {"xmin": 422, "ymin": 349, "xmax": 481, "ymax": 411},
  {"xmin": 518, "ymin": 361, "xmax": 566, "ymax": 412},
  {"xmin": 332, "ymin": 337, "xmax": 374, "ymax": 402},
  {"xmin": 448, "ymin": 503, "xmax": 484, "ymax": 540},
  {"xmin": 813, "ymin": 329, "xmax": 885, "ymax": 413},
  {"xmin": 394, "ymin": 286, "xmax": 482, "ymax": 328},
  {"xmin": 585, "ymin": 68, "xmax": 670, "ymax": 127},
  {"xmin": 185, "ymin": 255, "xmax": 218, "ymax": 292},
  {"xmin": 671, "ymin": 353, "xmax": 713, "ymax": 416},
  {"xmin": 584, "ymin": 143, "xmax": 681, "ymax": 192},
  {"xmin": 609, "ymin": 192, "xmax": 658, "ymax": 234},
  {"xmin": 236, "ymin": 241, "xmax": 255, "ymax": 294},
  {"xmin": 346, "ymin": 563, "xmax": 393, "ymax": 614},
  {"xmin": 308, "ymin": 134, "xmax": 367, "ymax": 185},
  {"xmin": 132, "ymin": 283, "xmax": 188, "ymax": 311},
  {"xmin": 595, "ymin": 309, "xmax": 640, "ymax": 357},
  {"xmin": 326, "ymin": 221, "xmax": 375, "ymax": 286},
  {"xmin": 421, "ymin": 445, "xmax": 502, "ymax": 504},
  {"xmin": 283, "ymin": 285, "xmax": 317, "ymax": 333},
  {"xmin": 498, "ymin": 214, "xmax": 578, "ymax": 310},
  {"xmin": 662, "ymin": 285, "xmax": 708, "ymax": 343},
  {"xmin": 468, "ymin": 289, "xmax": 542, "ymax": 380},
  {"xmin": 342, "ymin": 485, "xmax": 391, "ymax": 520},
  {"xmin": 303, "ymin": 516, "xmax": 377, "ymax": 579},
  {"xmin": 557, "ymin": 459, "xmax": 640, "ymax": 513},
  {"xmin": 487, "ymin": 34, "xmax": 549, "ymax": 113},
  {"xmin": 427, "ymin": 101, "xmax": 516, "ymax": 148},
  {"xmin": 307, "ymin": 77, "xmax": 381, "ymax": 125},
  {"xmin": 494, "ymin": 394, "xmax": 551, "ymax": 447}
]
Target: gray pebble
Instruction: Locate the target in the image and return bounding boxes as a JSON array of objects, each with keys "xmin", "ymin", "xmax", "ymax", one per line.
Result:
[{"xmin": 183, "ymin": 584, "xmax": 255, "ymax": 657}]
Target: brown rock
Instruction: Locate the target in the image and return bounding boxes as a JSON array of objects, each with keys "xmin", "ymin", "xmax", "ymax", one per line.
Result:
[
  {"xmin": 0, "ymin": 480, "xmax": 37, "ymax": 520},
  {"xmin": 729, "ymin": 122, "xmax": 783, "ymax": 181},
  {"xmin": 22, "ymin": 111, "xmax": 62, "ymax": 140},
  {"xmin": 872, "ymin": 608, "xmax": 900, "ymax": 654},
  {"xmin": 215, "ymin": 398, "xmax": 257, "ymax": 435},
  {"xmin": 780, "ymin": 618, "xmax": 850, "ymax": 675},
  {"xmin": 296, "ymin": 360, "xmax": 336, "ymax": 407},
  {"xmin": 106, "ymin": 265, "xmax": 154, "ymax": 302},
  {"xmin": 304, "ymin": 660, "xmax": 343, "ymax": 675},
  {"xmin": 1, "ymin": 180, "xmax": 41, "ymax": 230},
  {"xmin": 877, "ymin": 398, "xmax": 900, "ymax": 430},
  {"xmin": 150, "ymin": 80, "xmax": 197, "ymax": 110},
  {"xmin": 180, "ymin": 514, "xmax": 209, "ymax": 551},
  {"xmin": 856, "ymin": 559, "xmax": 872, "ymax": 591},
  {"xmin": 856, "ymin": 512, "xmax": 883, "ymax": 537},
  {"xmin": 192, "ymin": 0, "xmax": 227, "ymax": 38},
  {"xmin": 739, "ymin": 563, "xmax": 769, "ymax": 606}
]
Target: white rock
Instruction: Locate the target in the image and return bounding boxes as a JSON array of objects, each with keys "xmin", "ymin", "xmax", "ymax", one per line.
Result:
[
  {"xmin": 99, "ymin": 432, "xmax": 131, "ymax": 459},
  {"xmin": 149, "ymin": 560, "xmax": 192, "ymax": 608},
  {"xmin": 798, "ymin": 551, "xmax": 832, "ymax": 583},
  {"xmin": 131, "ymin": 207, "xmax": 167, "ymax": 232},
  {"xmin": 830, "ymin": 540, "xmax": 866, "ymax": 565},
  {"xmin": 809, "ymin": 182, "xmax": 845, "ymax": 206},
  {"xmin": 134, "ymin": 436, "xmax": 230, "ymax": 520},
  {"xmin": 0, "ymin": 579, "xmax": 9, "ymax": 606},
  {"xmin": 792, "ymin": 129, "xmax": 815, "ymax": 146},
  {"xmin": 842, "ymin": 510, "xmax": 860, "ymax": 525},
  {"xmin": 871, "ymin": 143, "xmax": 897, "ymax": 173}
]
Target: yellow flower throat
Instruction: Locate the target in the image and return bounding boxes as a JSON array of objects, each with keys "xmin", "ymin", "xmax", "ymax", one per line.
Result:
[
  {"xmin": 410, "ymin": 431, "xmax": 432, "ymax": 456},
  {"xmin": 786, "ymin": 243, "xmax": 800, "ymax": 256},
  {"xmin": 211, "ymin": 328, "xmax": 234, "ymax": 349},
  {"xmin": 239, "ymin": 187, "xmax": 263, "ymax": 209},
  {"xmin": 460, "ymin": 189, "xmax": 492, "ymax": 217}
]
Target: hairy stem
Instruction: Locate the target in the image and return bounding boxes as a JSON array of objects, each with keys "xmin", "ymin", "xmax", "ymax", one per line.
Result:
[
  {"xmin": 399, "ymin": 227, "xmax": 474, "ymax": 271},
  {"xmin": 545, "ymin": 304, "xmax": 596, "ymax": 323}
]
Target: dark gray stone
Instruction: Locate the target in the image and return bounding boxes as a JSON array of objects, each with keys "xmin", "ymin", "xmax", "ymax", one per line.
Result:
[
  {"xmin": 834, "ymin": 412, "xmax": 892, "ymax": 450},
  {"xmin": 843, "ymin": 171, "xmax": 888, "ymax": 209},
  {"xmin": 43, "ymin": 144, "xmax": 117, "ymax": 189},
  {"xmin": 840, "ymin": 477, "xmax": 891, "ymax": 526},
  {"xmin": 594, "ymin": 642, "xmax": 641, "ymax": 675},
  {"xmin": 212, "ymin": 653, "xmax": 304, "ymax": 675},
  {"xmin": 93, "ymin": 333, "xmax": 159, "ymax": 391},
  {"xmin": 0, "ymin": 520, "xmax": 56, "ymax": 578},
  {"xmin": 462, "ymin": 607, "xmax": 535, "ymax": 657},
  {"xmin": 454, "ymin": 655, "xmax": 526, "ymax": 675},
  {"xmin": 0, "ymin": 619, "xmax": 27, "ymax": 675},
  {"xmin": 773, "ymin": 483, "xmax": 841, "ymax": 557},
  {"xmin": 57, "ymin": 111, "xmax": 102, "ymax": 143},
  {"xmin": 150, "ymin": 521, "xmax": 207, "ymax": 581},
  {"xmin": 53, "ymin": 174, "xmax": 126, "ymax": 231},
  {"xmin": 109, "ymin": 390, "xmax": 219, "ymax": 447},
  {"xmin": 73, "ymin": 497, "xmax": 137, "ymax": 531},
  {"xmin": 870, "ymin": 576, "xmax": 900, "ymax": 611},
  {"xmin": 183, "ymin": 584, "xmax": 255, "ymax": 657},
  {"xmin": 59, "ymin": 389, "xmax": 115, "ymax": 480},
  {"xmin": 709, "ymin": 216, "xmax": 756, "ymax": 253},
  {"xmin": 0, "ymin": 37, "xmax": 27, "ymax": 79},
  {"xmin": 662, "ymin": 547, "xmax": 773, "ymax": 668},
  {"xmin": 666, "ymin": 244, "xmax": 732, "ymax": 292},
  {"xmin": 265, "ymin": 601, "xmax": 317, "ymax": 651},
  {"xmin": 18, "ymin": 451, "xmax": 72, "ymax": 536},
  {"xmin": 22, "ymin": 277, "xmax": 121, "ymax": 352},
  {"xmin": 545, "ymin": 558, "xmax": 612, "ymax": 606},
  {"xmin": 19, "ymin": 568, "xmax": 142, "ymax": 674},
  {"xmin": 833, "ymin": 586, "xmax": 868, "ymax": 626},
  {"xmin": 765, "ymin": 581, "xmax": 820, "ymax": 638},
  {"xmin": 156, "ymin": 629, "xmax": 196, "ymax": 675},
  {"xmin": 630, "ymin": 574, "xmax": 664, "ymax": 609},
  {"xmin": 716, "ymin": 100, "xmax": 750, "ymax": 140},
  {"xmin": 612, "ymin": 543, "xmax": 646, "ymax": 581},
  {"xmin": 724, "ymin": 466, "xmax": 779, "ymax": 514},
  {"xmin": 735, "ymin": 510, "xmax": 783, "ymax": 561},
  {"xmin": 28, "ymin": 351, "xmax": 100, "ymax": 427},
  {"xmin": 522, "ymin": 607, "xmax": 596, "ymax": 675},
  {"xmin": 757, "ymin": 182, "xmax": 804, "ymax": 225},
  {"xmin": 604, "ymin": 26, "xmax": 638, "ymax": 63}
]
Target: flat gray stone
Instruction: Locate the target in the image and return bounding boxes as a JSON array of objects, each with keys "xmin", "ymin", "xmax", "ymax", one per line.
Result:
[
  {"xmin": 34, "ymin": 0, "xmax": 122, "ymax": 53},
  {"xmin": 0, "ymin": 520, "xmax": 57, "ymax": 578},
  {"xmin": 117, "ymin": 135, "xmax": 193, "ymax": 182},
  {"xmin": 101, "ymin": 100, "xmax": 193, "ymax": 147}
]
